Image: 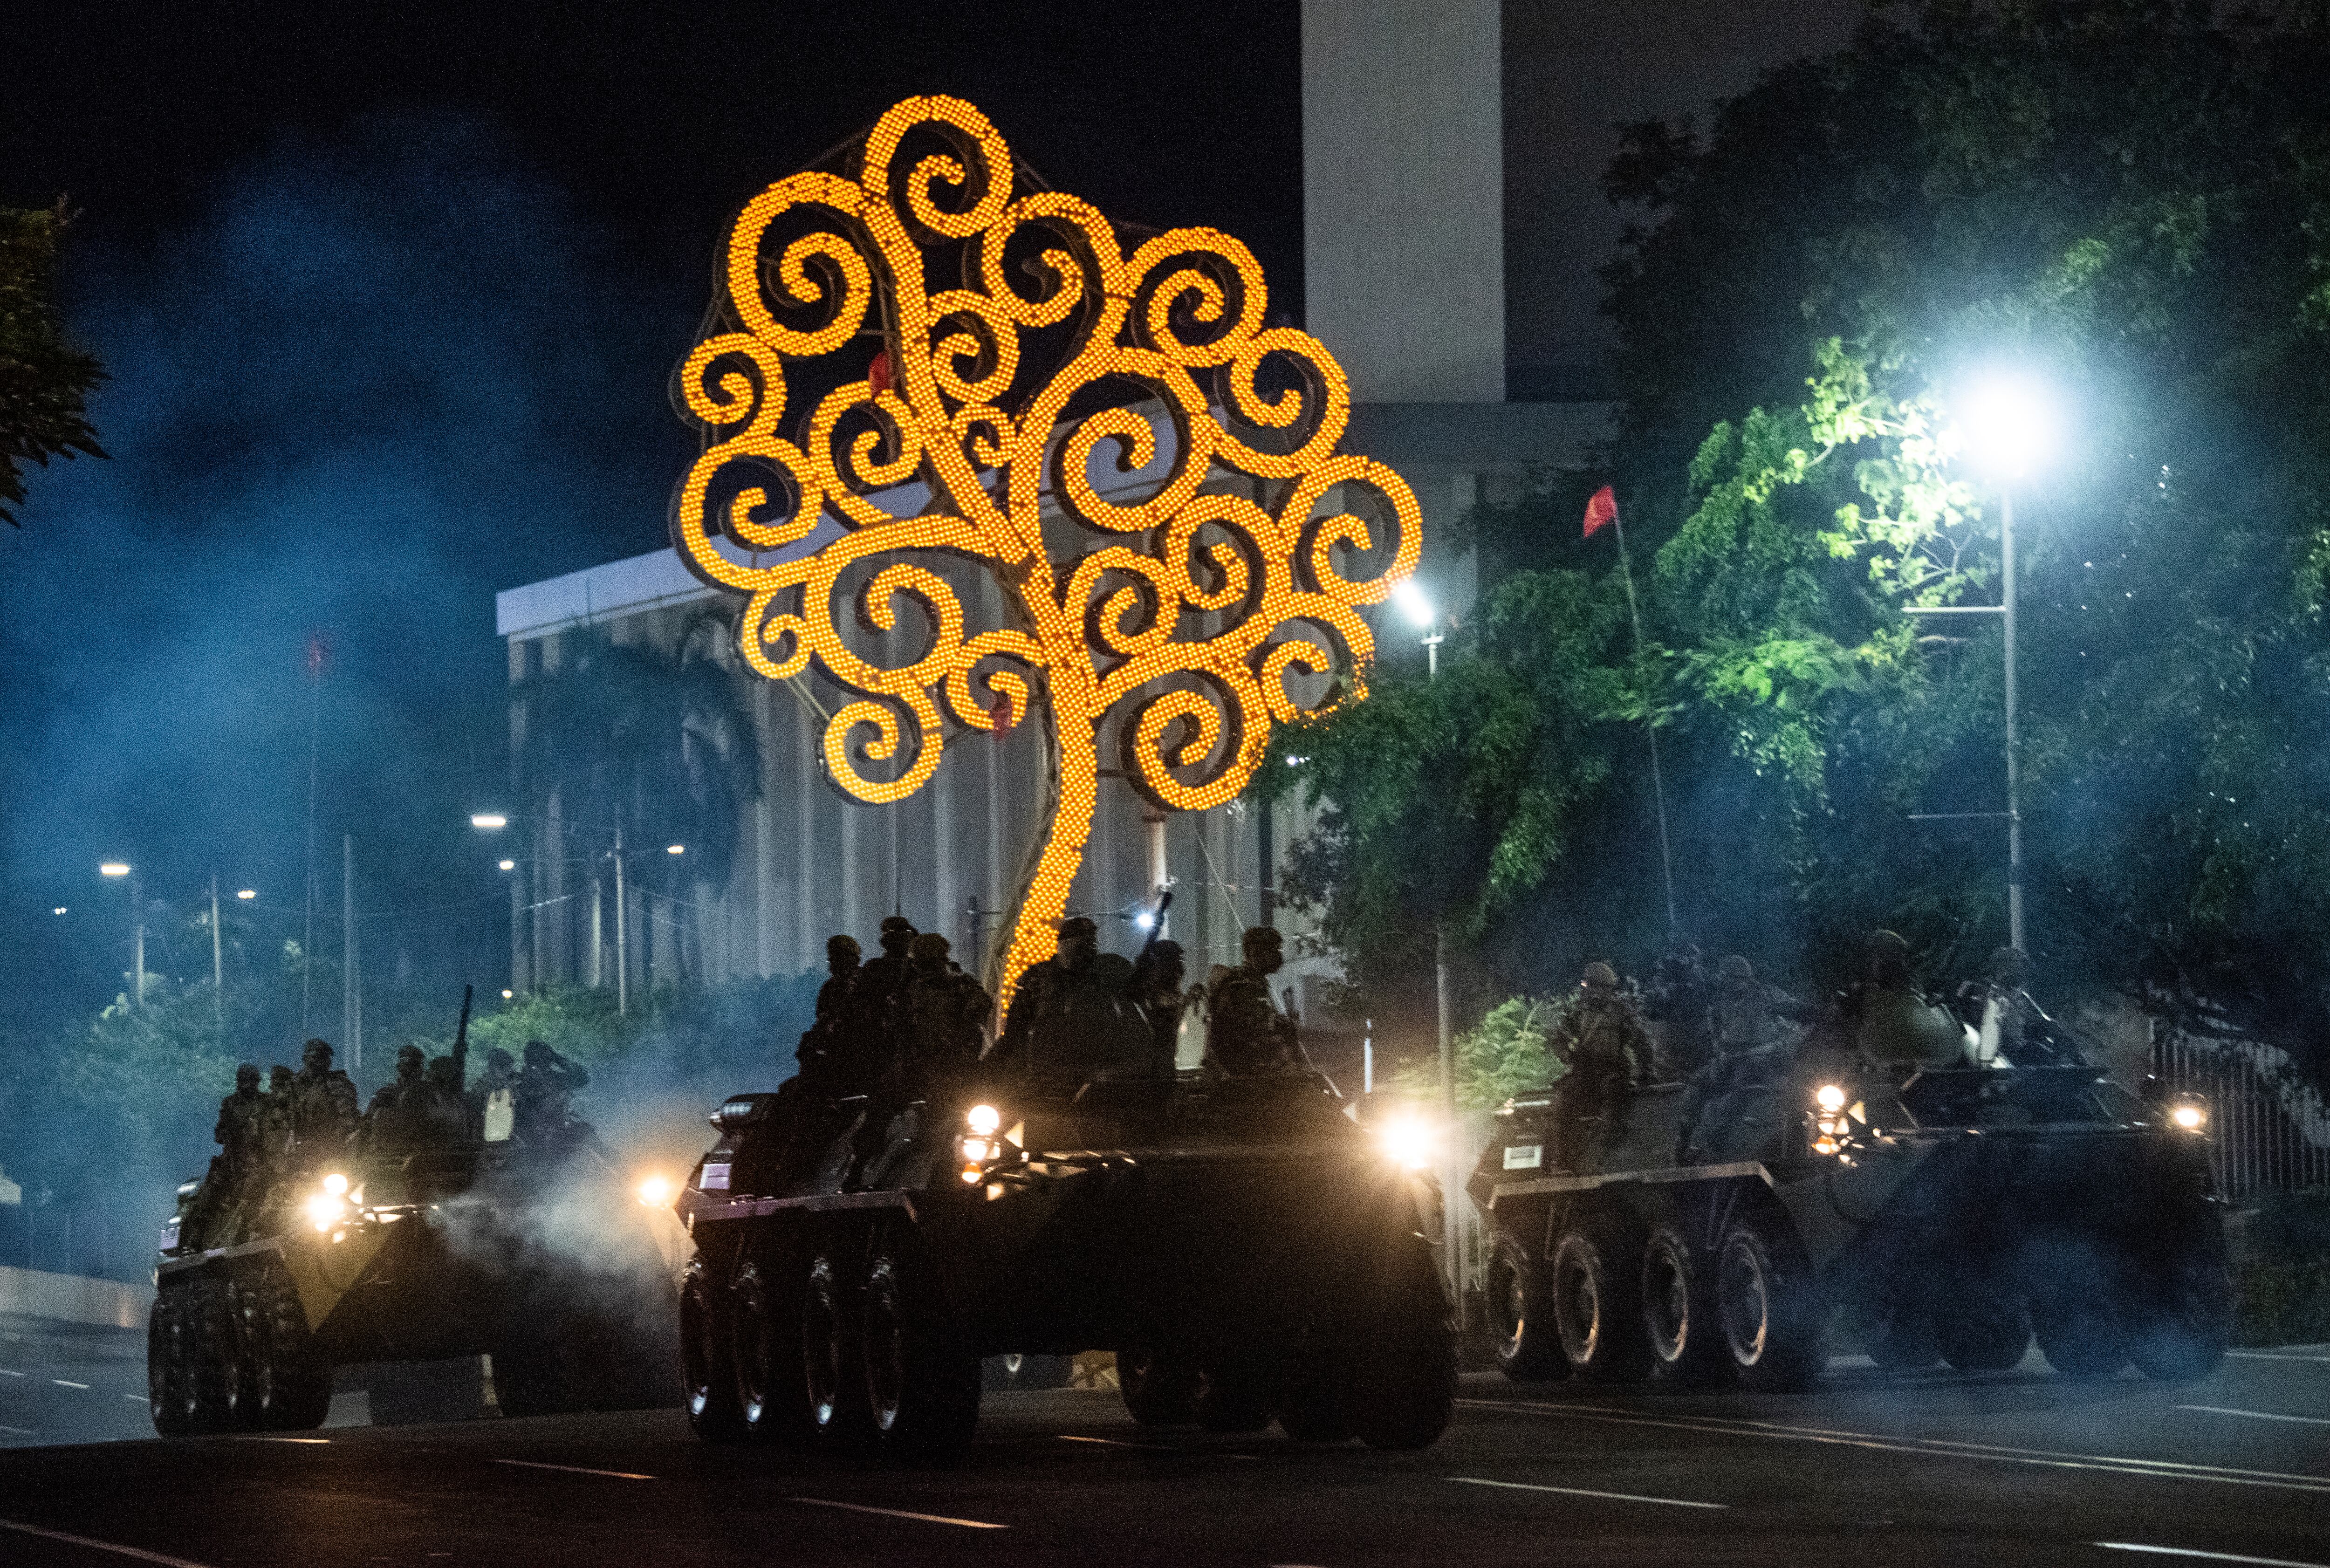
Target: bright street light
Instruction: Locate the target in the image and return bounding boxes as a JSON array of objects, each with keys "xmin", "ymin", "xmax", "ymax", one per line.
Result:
[
  {"xmin": 470, "ymin": 813, "xmax": 507, "ymax": 830},
  {"xmin": 236, "ymin": 889, "xmax": 256, "ymax": 900},
  {"xmin": 498, "ymin": 859, "xmax": 516, "ymax": 872},
  {"xmin": 1958, "ymin": 371, "xmax": 2056, "ymax": 479},
  {"xmin": 52, "ymin": 907, "xmax": 66, "ymax": 916},
  {"xmin": 99, "ymin": 862, "xmax": 130, "ymax": 877},
  {"xmin": 666, "ymin": 843, "xmax": 685, "ymax": 856},
  {"xmin": 1391, "ymin": 578, "xmax": 1435, "ymax": 630}
]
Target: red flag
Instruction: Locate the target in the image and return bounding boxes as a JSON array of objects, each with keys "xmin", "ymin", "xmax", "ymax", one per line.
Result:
[
  {"xmin": 1582, "ymin": 484, "xmax": 1618, "ymax": 540},
  {"xmin": 868, "ymin": 348, "xmax": 893, "ymax": 397},
  {"xmin": 988, "ymin": 692, "xmax": 1015, "ymax": 736}
]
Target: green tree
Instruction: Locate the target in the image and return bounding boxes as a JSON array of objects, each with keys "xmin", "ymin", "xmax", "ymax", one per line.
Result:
[{"xmin": 0, "ymin": 202, "xmax": 105, "ymax": 527}]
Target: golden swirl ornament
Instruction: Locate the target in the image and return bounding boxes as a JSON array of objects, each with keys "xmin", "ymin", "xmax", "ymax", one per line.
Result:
[{"xmin": 671, "ymin": 96, "xmax": 1421, "ymax": 1009}]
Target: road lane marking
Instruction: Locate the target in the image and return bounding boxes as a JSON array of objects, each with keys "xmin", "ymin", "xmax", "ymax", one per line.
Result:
[
  {"xmin": 2098, "ymin": 1544, "xmax": 2330, "ymax": 1567},
  {"xmin": 0, "ymin": 1424, "xmax": 32, "ymax": 1435},
  {"xmin": 0, "ymin": 1518, "xmax": 218, "ymax": 1567},
  {"xmin": 789, "ymin": 1497, "xmax": 1008, "ymax": 1529},
  {"xmin": 2177, "ymin": 1406, "xmax": 2330, "ymax": 1427},
  {"xmin": 1456, "ymin": 1399, "xmax": 2330, "ymax": 1495},
  {"xmin": 0, "ymin": 1368, "xmax": 22, "ymax": 1376},
  {"xmin": 492, "ymin": 1458, "xmax": 653, "ymax": 1480},
  {"xmin": 123, "ymin": 1394, "xmax": 149, "ymax": 1404},
  {"xmin": 1055, "ymin": 1434, "xmax": 1258, "ymax": 1459},
  {"xmin": 51, "ymin": 1379, "xmax": 89, "ymax": 1390},
  {"xmin": 257, "ymin": 1437, "xmax": 330, "ymax": 1444},
  {"xmin": 2228, "ymin": 1352, "xmax": 2330, "ymax": 1364},
  {"xmin": 1450, "ymin": 1476, "xmax": 1727, "ymax": 1510}
]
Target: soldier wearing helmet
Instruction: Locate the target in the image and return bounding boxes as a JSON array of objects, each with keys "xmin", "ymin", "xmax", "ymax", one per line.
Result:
[
  {"xmin": 1205, "ymin": 927, "xmax": 1302, "ymax": 1077},
  {"xmin": 1546, "ymin": 962, "xmax": 1652, "ymax": 1173}
]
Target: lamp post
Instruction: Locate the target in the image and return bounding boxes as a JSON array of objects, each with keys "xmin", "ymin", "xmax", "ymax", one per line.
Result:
[
  {"xmin": 474, "ymin": 809, "xmax": 633, "ymax": 1014},
  {"xmin": 100, "ymin": 862, "xmax": 140, "ymax": 1007},
  {"xmin": 1394, "ymin": 580, "xmax": 1462, "ymax": 1328},
  {"xmin": 1913, "ymin": 373, "xmax": 2053, "ymax": 953}
]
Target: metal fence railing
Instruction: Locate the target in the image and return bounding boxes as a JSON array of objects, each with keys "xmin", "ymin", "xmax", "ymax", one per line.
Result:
[{"xmin": 2152, "ymin": 1017, "xmax": 2330, "ymax": 1206}]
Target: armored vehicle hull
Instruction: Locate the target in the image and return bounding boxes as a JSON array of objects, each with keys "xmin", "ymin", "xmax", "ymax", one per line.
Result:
[
  {"xmin": 1469, "ymin": 1067, "xmax": 2230, "ymax": 1390},
  {"xmin": 148, "ymin": 1145, "xmax": 675, "ymax": 1435},
  {"xmin": 677, "ymin": 1074, "xmax": 1455, "ymax": 1458}
]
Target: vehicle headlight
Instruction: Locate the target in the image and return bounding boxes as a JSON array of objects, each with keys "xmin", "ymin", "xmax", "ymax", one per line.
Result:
[
  {"xmin": 303, "ymin": 1191, "xmax": 346, "ymax": 1231},
  {"xmin": 2169, "ymin": 1096, "xmax": 2207, "ymax": 1133},
  {"xmin": 966, "ymin": 1103, "xmax": 1002, "ymax": 1137},
  {"xmin": 1815, "ymin": 1083, "xmax": 1847, "ymax": 1114},
  {"xmin": 960, "ymin": 1137, "xmax": 992, "ymax": 1164},
  {"xmin": 636, "ymin": 1174, "xmax": 673, "ymax": 1208},
  {"xmin": 322, "ymin": 1171, "xmax": 349, "ymax": 1196},
  {"xmin": 1377, "ymin": 1112, "xmax": 1435, "ymax": 1171}
]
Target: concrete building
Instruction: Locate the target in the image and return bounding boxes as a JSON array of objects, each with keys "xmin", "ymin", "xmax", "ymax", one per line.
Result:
[{"xmin": 492, "ymin": 0, "xmax": 1614, "ymax": 1053}]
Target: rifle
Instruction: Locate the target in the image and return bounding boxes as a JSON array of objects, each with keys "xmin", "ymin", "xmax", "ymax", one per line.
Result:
[
  {"xmin": 450, "ymin": 983, "xmax": 473, "ymax": 1087},
  {"xmin": 1132, "ymin": 890, "xmax": 1173, "ymax": 975}
]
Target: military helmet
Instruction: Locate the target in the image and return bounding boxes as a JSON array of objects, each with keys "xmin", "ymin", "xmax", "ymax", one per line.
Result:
[
  {"xmin": 302, "ymin": 1038, "xmax": 333, "ymax": 1068},
  {"xmin": 236, "ymin": 1062, "xmax": 261, "ymax": 1089},
  {"xmin": 485, "ymin": 1047, "xmax": 514, "ymax": 1074},
  {"xmin": 1718, "ymin": 953, "xmax": 1755, "ymax": 984},
  {"xmin": 523, "ymin": 1039, "xmax": 553, "ymax": 1065},
  {"xmin": 879, "ymin": 915, "xmax": 917, "ymax": 935},
  {"xmin": 1866, "ymin": 929, "xmax": 1912, "ymax": 988},
  {"xmin": 396, "ymin": 1043, "xmax": 425, "ymax": 1072},
  {"xmin": 1058, "ymin": 915, "xmax": 1098, "ymax": 941},
  {"xmin": 1581, "ymin": 961, "xmax": 1619, "ymax": 991},
  {"xmin": 910, "ymin": 931, "xmax": 951, "ymax": 966},
  {"xmin": 269, "ymin": 1064, "xmax": 294, "ymax": 1090},
  {"xmin": 827, "ymin": 933, "xmax": 862, "ymax": 961}
]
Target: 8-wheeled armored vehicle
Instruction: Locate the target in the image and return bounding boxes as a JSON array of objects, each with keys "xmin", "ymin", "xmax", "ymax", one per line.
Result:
[
  {"xmin": 148, "ymin": 1142, "xmax": 676, "ymax": 1434},
  {"xmin": 675, "ymin": 1071, "xmax": 1454, "ymax": 1458},
  {"xmin": 1470, "ymin": 1063, "xmax": 2229, "ymax": 1390}
]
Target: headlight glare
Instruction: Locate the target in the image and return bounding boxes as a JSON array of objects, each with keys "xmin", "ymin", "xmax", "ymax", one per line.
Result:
[
  {"xmin": 966, "ymin": 1103, "xmax": 1002, "ymax": 1137},
  {"xmin": 322, "ymin": 1172, "xmax": 349, "ymax": 1196},
  {"xmin": 1377, "ymin": 1112, "xmax": 1435, "ymax": 1171},
  {"xmin": 1815, "ymin": 1083, "xmax": 1847, "ymax": 1113},
  {"xmin": 2170, "ymin": 1099, "xmax": 2207, "ymax": 1132}
]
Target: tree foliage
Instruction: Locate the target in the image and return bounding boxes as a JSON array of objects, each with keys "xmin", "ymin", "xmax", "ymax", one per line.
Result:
[
  {"xmin": 0, "ymin": 202, "xmax": 105, "ymax": 527},
  {"xmin": 1271, "ymin": 0, "xmax": 2330, "ymax": 1077}
]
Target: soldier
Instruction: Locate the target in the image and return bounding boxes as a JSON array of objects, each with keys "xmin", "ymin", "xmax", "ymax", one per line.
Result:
[
  {"xmin": 1127, "ymin": 938, "xmax": 1188, "ymax": 1078},
  {"xmin": 1546, "ymin": 962, "xmax": 1652, "ymax": 1173},
  {"xmin": 198, "ymin": 1064, "xmax": 265, "ymax": 1246},
  {"xmin": 291, "ymin": 1038, "xmax": 360, "ymax": 1154},
  {"xmin": 514, "ymin": 1039, "xmax": 590, "ymax": 1150},
  {"xmin": 1677, "ymin": 955, "xmax": 1798, "ymax": 1162},
  {"xmin": 419, "ymin": 1053, "xmax": 470, "ymax": 1146},
  {"xmin": 1855, "ymin": 930, "xmax": 1968, "ymax": 1075},
  {"xmin": 468, "ymin": 1047, "xmax": 519, "ymax": 1142},
  {"xmin": 797, "ymin": 935, "xmax": 863, "ymax": 1094},
  {"xmin": 1960, "ymin": 945, "xmax": 2074, "ymax": 1067},
  {"xmin": 901, "ymin": 932, "xmax": 990, "ymax": 1092},
  {"xmin": 1204, "ymin": 926, "xmax": 1302, "ymax": 1077},
  {"xmin": 1645, "ymin": 944, "xmax": 1713, "ymax": 1080},
  {"xmin": 990, "ymin": 915, "xmax": 1106, "ymax": 1087},
  {"xmin": 363, "ymin": 1045, "xmax": 430, "ymax": 1154}
]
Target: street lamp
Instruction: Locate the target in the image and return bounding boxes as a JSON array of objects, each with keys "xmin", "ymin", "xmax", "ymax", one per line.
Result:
[
  {"xmin": 1958, "ymin": 371, "xmax": 2056, "ymax": 955},
  {"xmin": 100, "ymin": 862, "xmax": 143, "ymax": 1007},
  {"xmin": 470, "ymin": 813, "xmax": 508, "ymax": 830},
  {"xmin": 1392, "ymin": 582, "xmax": 1462, "ymax": 1325}
]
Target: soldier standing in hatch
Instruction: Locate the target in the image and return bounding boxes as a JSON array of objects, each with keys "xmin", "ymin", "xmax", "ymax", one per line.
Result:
[
  {"xmin": 1547, "ymin": 962, "xmax": 1652, "ymax": 1173},
  {"xmin": 902, "ymin": 932, "xmax": 990, "ymax": 1094},
  {"xmin": 1204, "ymin": 927, "xmax": 1302, "ymax": 1077},
  {"xmin": 850, "ymin": 918, "xmax": 918, "ymax": 1082},
  {"xmin": 798, "ymin": 935, "xmax": 863, "ymax": 1095},
  {"xmin": 1677, "ymin": 955, "xmax": 1799, "ymax": 1162},
  {"xmin": 201, "ymin": 1064, "xmax": 265, "ymax": 1246},
  {"xmin": 468, "ymin": 1047, "xmax": 519, "ymax": 1142},
  {"xmin": 1645, "ymin": 944, "xmax": 1713, "ymax": 1081},
  {"xmin": 362, "ymin": 1045, "xmax": 429, "ymax": 1154},
  {"xmin": 989, "ymin": 915, "xmax": 1102, "ymax": 1086},
  {"xmin": 290, "ymin": 1038, "xmax": 360, "ymax": 1156},
  {"xmin": 514, "ymin": 1040, "xmax": 590, "ymax": 1150},
  {"xmin": 1959, "ymin": 945, "xmax": 2073, "ymax": 1066},
  {"xmin": 1128, "ymin": 938, "xmax": 1188, "ymax": 1078}
]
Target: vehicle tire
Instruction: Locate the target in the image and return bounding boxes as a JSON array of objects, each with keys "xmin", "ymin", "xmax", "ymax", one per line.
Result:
[
  {"xmin": 1353, "ymin": 1232, "xmax": 1455, "ymax": 1452},
  {"xmin": 1117, "ymin": 1348, "xmax": 1199, "ymax": 1426},
  {"xmin": 1865, "ymin": 1305, "xmax": 1941, "ymax": 1373},
  {"xmin": 1640, "ymin": 1226, "xmax": 1725, "ymax": 1389},
  {"xmin": 1549, "ymin": 1226, "xmax": 1651, "ymax": 1383},
  {"xmin": 732, "ymin": 1260, "xmax": 808, "ymax": 1445},
  {"xmin": 1484, "ymin": 1229, "xmax": 1562, "ymax": 1382},
  {"xmin": 190, "ymin": 1280, "xmax": 244, "ymax": 1433},
  {"xmin": 1194, "ymin": 1351, "xmax": 1274, "ymax": 1434},
  {"xmin": 1936, "ymin": 1293, "xmax": 2030, "ymax": 1373},
  {"xmin": 2033, "ymin": 1297, "xmax": 2128, "ymax": 1380},
  {"xmin": 247, "ymin": 1262, "xmax": 330, "ymax": 1431},
  {"xmin": 1714, "ymin": 1213, "xmax": 1824, "ymax": 1392},
  {"xmin": 802, "ymin": 1251, "xmax": 870, "ymax": 1450},
  {"xmin": 148, "ymin": 1293, "xmax": 198, "ymax": 1437},
  {"xmin": 1002, "ymin": 1352, "xmax": 1075, "ymax": 1390},
  {"xmin": 2127, "ymin": 1252, "xmax": 2232, "ymax": 1384},
  {"xmin": 678, "ymin": 1266, "xmax": 745, "ymax": 1443},
  {"xmin": 860, "ymin": 1247, "xmax": 981, "ymax": 1460}
]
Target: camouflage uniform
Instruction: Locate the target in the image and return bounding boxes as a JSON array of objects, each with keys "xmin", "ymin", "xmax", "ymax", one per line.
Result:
[
  {"xmin": 290, "ymin": 1039, "xmax": 360, "ymax": 1156},
  {"xmin": 193, "ymin": 1065, "xmax": 265, "ymax": 1246},
  {"xmin": 514, "ymin": 1040, "xmax": 590, "ymax": 1150},
  {"xmin": 1854, "ymin": 930, "xmax": 1967, "ymax": 1074},
  {"xmin": 901, "ymin": 933, "xmax": 991, "ymax": 1093},
  {"xmin": 1547, "ymin": 963, "xmax": 1651, "ymax": 1172},
  {"xmin": 1128, "ymin": 938, "xmax": 1188, "ymax": 1078},
  {"xmin": 363, "ymin": 1046, "xmax": 431, "ymax": 1154},
  {"xmin": 1204, "ymin": 927, "xmax": 1301, "ymax": 1077},
  {"xmin": 992, "ymin": 916, "xmax": 1141, "ymax": 1088},
  {"xmin": 1645, "ymin": 945, "xmax": 1713, "ymax": 1080}
]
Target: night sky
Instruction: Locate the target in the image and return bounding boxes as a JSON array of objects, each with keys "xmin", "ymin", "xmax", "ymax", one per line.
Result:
[{"xmin": 0, "ymin": 0, "xmax": 1854, "ymax": 1021}]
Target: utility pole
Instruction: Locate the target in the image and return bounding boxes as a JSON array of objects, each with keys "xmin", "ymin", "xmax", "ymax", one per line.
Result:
[
  {"xmin": 1423, "ymin": 632, "xmax": 1462, "ymax": 1335},
  {"xmin": 133, "ymin": 870, "xmax": 146, "ymax": 1009},
  {"xmin": 343, "ymin": 834, "xmax": 361, "ymax": 1073},
  {"xmin": 2001, "ymin": 487, "xmax": 2025, "ymax": 953},
  {"xmin": 613, "ymin": 818, "xmax": 629, "ymax": 1016},
  {"xmin": 210, "ymin": 875, "xmax": 223, "ymax": 1024}
]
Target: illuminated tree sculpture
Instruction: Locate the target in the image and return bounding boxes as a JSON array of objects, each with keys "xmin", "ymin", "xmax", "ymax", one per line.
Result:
[{"xmin": 671, "ymin": 96, "xmax": 1420, "ymax": 1007}]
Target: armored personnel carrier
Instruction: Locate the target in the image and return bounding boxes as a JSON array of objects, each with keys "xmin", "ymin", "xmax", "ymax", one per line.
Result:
[
  {"xmin": 148, "ymin": 1136, "xmax": 676, "ymax": 1435},
  {"xmin": 1468, "ymin": 1061, "xmax": 2229, "ymax": 1390},
  {"xmin": 674, "ymin": 1069, "xmax": 1454, "ymax": 1458}
]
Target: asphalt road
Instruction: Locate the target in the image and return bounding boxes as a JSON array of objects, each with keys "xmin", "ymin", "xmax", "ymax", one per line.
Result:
[{"xmin": 1, "ymin": 1339, "xmax": 2324, "ymax": 1568}]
